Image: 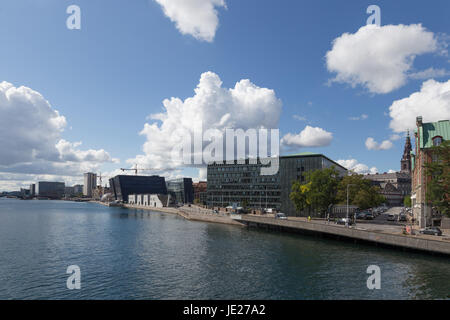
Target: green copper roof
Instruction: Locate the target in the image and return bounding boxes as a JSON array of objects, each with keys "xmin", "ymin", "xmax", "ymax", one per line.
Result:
[
  {"xmin": 416, "ymin": 120, "xmax": 450, "ymax": 149},
  {"xmin": 283, "ymin": 152, "xmax": 320, "ymax": 157}
]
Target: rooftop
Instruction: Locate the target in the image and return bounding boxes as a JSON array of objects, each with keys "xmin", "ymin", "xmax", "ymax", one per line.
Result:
[{"xmin": 416, "ymin": 119, "xmax": 450, "ymax": 149}]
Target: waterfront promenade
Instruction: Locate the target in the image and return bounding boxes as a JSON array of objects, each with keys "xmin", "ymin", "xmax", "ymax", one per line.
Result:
[{"xmin": 237, "ymin": 214, "xmax": 450, "ymax": 256}]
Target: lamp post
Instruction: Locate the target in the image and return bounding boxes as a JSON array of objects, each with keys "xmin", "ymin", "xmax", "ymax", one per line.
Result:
[{"xmin": 347, "ymin": 184, "xmax": 356, "ymax": 227}]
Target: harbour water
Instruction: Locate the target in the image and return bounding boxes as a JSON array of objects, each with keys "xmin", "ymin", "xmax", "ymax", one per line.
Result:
[{"xmin": 0, "ymin": 198, "xmax": 449, "ymax": 300}]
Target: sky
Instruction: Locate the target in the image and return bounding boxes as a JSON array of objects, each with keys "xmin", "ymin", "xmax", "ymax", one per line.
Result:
[{"xmin": 0, "ymin": 0, "xmax": 449, "ymax": 191}]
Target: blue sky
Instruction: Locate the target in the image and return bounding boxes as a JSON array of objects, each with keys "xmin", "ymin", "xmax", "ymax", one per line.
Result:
[{"xmin": 0, "ymin": 0, "xmax": 449, "ymax": 190}]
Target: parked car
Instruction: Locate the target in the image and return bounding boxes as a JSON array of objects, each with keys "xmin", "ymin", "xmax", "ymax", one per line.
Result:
[
  {"xmin": 275, "ymin": 212, "xmax": 287, "ymax": 220},
  {"xmin": 364, "ymin": 212, "xmax": 374, "ymax": 220},
  {"xmin": 419, "ymin": 227, "xmax": 442, "ymax": 236},
  {"xmin": 356, "ymin": 212, "xmax": 367, "ymax": 219},
  {"xmin": 398, "ymin": 214, "xmax": 407, "ymax": 222},
  {"xmin": 387, "ymin": 214, "xmax": 396, "ymax": 221}
]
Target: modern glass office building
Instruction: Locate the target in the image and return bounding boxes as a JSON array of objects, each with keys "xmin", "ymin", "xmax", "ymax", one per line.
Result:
[
  {"xmin": 206, "ymin": 153, "xmax": 347, "ymax": 216},
  {"xmin": 166, "ymin": 178, "xmax": 194, "ymax": 204},
  {"xmin": 207, "ymin": 159, "xmax": 281, "ymax": 210},
  {"xmin": 109, "ymin": 175, "xmax": 167, "ymax": 202},
  {"xmin": 279, "ymin": 153, "xmax": 347, "ymax": 216},
  {"xmin": 36, "ymin": 181, "xmax": 65, "ymax": 199}
]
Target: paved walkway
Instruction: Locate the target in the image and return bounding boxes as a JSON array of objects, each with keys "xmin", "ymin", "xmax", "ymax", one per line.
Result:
[{"xmin": 286, "ymin": 215, "xmax": 450, "ymax": 242}]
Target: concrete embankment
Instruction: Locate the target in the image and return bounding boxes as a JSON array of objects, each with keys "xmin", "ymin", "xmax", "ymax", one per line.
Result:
[
  {"xmin": 122, "ymin": 203, "xmax": 179, "ymax": 215},
  {"xmin": 117, "ymin": 203, "xmax": 243, "ymax": 226},
  {"xmin": 239, "ymin": 215, "xmax": 450, "ymax": 256},
  {"xmin": 178, "ymin": 208, "xmax": 244, "ymax": 226}
]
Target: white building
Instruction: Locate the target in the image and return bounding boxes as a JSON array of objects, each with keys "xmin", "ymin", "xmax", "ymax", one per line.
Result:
[
  {"xmin": 127, "ymin": 194, "xmax": 174, "ymax": 208},
  {"xmin": 83, "ymin": 172, "xmax": 97, "ymax": 197}
]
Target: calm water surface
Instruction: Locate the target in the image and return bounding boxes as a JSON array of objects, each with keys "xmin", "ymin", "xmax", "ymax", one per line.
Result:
[{"xmin": 0, "ymin": 198, "xmax": 449, "ymax": 299}]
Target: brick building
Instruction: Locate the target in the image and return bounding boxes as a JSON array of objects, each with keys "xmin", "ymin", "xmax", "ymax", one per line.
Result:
[
  {"xmin": 193, "ymin": 181, "xmax": 207, "ymax": 205},
  {"xmin": 411, "ymin": 116, "xmax": 449, "ymax": 228}
]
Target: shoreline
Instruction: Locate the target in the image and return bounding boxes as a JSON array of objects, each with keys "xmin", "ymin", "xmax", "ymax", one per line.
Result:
[
  {"xmin": 91, "ymin": 201, "xmax": 244, "ymax": 226},
  {"xmin": 90, "ymin": 200, "xmax": 450, "ymax": 256}
]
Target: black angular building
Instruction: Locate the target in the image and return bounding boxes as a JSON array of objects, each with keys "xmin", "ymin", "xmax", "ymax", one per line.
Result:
[{"xmin": 109, "ymin": 175, "xmax": 167, "ymax": 202}]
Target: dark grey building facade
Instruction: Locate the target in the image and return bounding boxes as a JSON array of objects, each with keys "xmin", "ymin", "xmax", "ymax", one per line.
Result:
[
  {"xmin": 166, "ymin": 178, "xmax": 194, "ymax": 204},
  {"xmin": 207, "ymin": 153, "xmax": 347, "ymax": 216},
  {"xmin": 36, "ymin": 182, "xmax": 65, "ymax": 199},
  {"xmin": 109, "ymin": 175, "xmax": 167, "ymax": 202},
  {"xmin": 279, "ymin": 153, "xmax": 347, "ymax": 216}
]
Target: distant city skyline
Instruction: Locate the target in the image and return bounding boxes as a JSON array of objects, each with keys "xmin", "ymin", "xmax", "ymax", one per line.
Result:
[{"xmin": 0, "ymin": 0, "xmax": 449, "ymax": 191}]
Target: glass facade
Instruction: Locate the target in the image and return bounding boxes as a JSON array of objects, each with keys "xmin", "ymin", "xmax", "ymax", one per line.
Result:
[
  {"xmin": 166, "ymin": 178, "xmax": 194, "ymax": 204},
  {"xmin": 207, "ymin": 159, "xmax": 281, "ymax": 210},
  {"xmin": 207, "ymin": 154, "xmax": 347, "ymax": 216},
  {"xmin": 279, "ymin": 155, "xmax": 347, "ymax": 216}
]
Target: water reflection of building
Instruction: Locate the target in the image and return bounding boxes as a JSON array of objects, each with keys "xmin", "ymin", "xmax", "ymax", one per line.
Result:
[{"xmin": 363, "ymin": 134, "xmax": 412, "ymax": 206}]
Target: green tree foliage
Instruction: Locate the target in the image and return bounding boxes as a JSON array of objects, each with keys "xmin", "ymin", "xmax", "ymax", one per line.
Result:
[
  {"xmin": 336, "ymin": 174, "xmax": 385, "ymax": 210},
  {"xmin": 290, "ymin": 167, "xmax": 340, "ymax": 216},
  {"xmin": 425, "ymin": 140, "xmax": 450, "ymax": 217},
  {"xmin": 290, "ymin": 181, "xmax": 310, "ymax": 213},
  {"xmin": 403, "ymin": 195, "xmax": 411, "ymax": 207}
]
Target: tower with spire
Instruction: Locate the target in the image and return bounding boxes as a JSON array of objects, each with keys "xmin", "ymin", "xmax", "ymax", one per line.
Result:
[{"xmin": 401, "ymin": 131, "xmax": 412, "ymax": 173}]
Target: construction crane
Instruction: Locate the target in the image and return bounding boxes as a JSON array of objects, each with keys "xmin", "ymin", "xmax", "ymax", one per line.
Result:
[
  {"xmin": 97, "ymin": 172, "xmax": 110, "ymax": 187},
  {"xmin": 120, "ymin": 164, "xmax": 160, "ymax": 175}
]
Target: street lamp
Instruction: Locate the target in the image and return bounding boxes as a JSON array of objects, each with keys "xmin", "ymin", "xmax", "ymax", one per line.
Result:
[{"xmin": 347, "ymin": 184, "xmax": 356, "ymax": 227}]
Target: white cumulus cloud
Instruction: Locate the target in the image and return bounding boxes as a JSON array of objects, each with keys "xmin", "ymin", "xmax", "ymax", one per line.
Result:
[
  {"xmin": 0, "ymin": 81, "xmax": 117, "ymax": 185},
  {"xmin": 349, "ymin": 114, "xmax": 368, "ymax": 121},
  {"xmin": 326, "ymin": 24, "xmax": 439, "ymax": 94},
  {"xmin": 390, "ymin": 134, "xmax": 402, "ymax": 141},
  {"xmin": 129, "ymin": 71, "xmax": 282, "ymax": 170},
  {"xmin": 281, "ymin": 126, "xmax": 333, "ymax": 149},
  {"xmin": 409, "ymin": 67, "xmax": 450, "ymax": 80},
  {"xmin": 389, "ymin": 79, "xmax": 450, "ymax": 132},
  {"xmin": 154, "ymin": 0, "xmax": 226, "ymax": 42},
  {"xmin": 56, "ymin": 140, "xmax": 119, "ymax": 164},
  {"xmin": 337, "ymin": 159, "xmax": 378, "ymax": 175},
  {"xmin": 365, "ymin": 137, "xmax": 393, "ymax": 151}
]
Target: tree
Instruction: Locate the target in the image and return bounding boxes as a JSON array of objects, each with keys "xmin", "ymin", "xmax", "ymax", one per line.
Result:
[
  {"xmin": 290, "ymin": 167, "xmax": 340, "ymax": 217},
  {"xmin": 403, "ymin": 195, "xmax": 411, "ymax": 207},
  {"xmin": 336, "ymin": 174, "xmax": 385, "ymax": 210},
  {"xmin": 425, "ymin": 140, "xmax": 450, "ymax": 217},
  {"xmin": 290, "ymin": 181, "xmax": 310, "ymax": 213}
]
